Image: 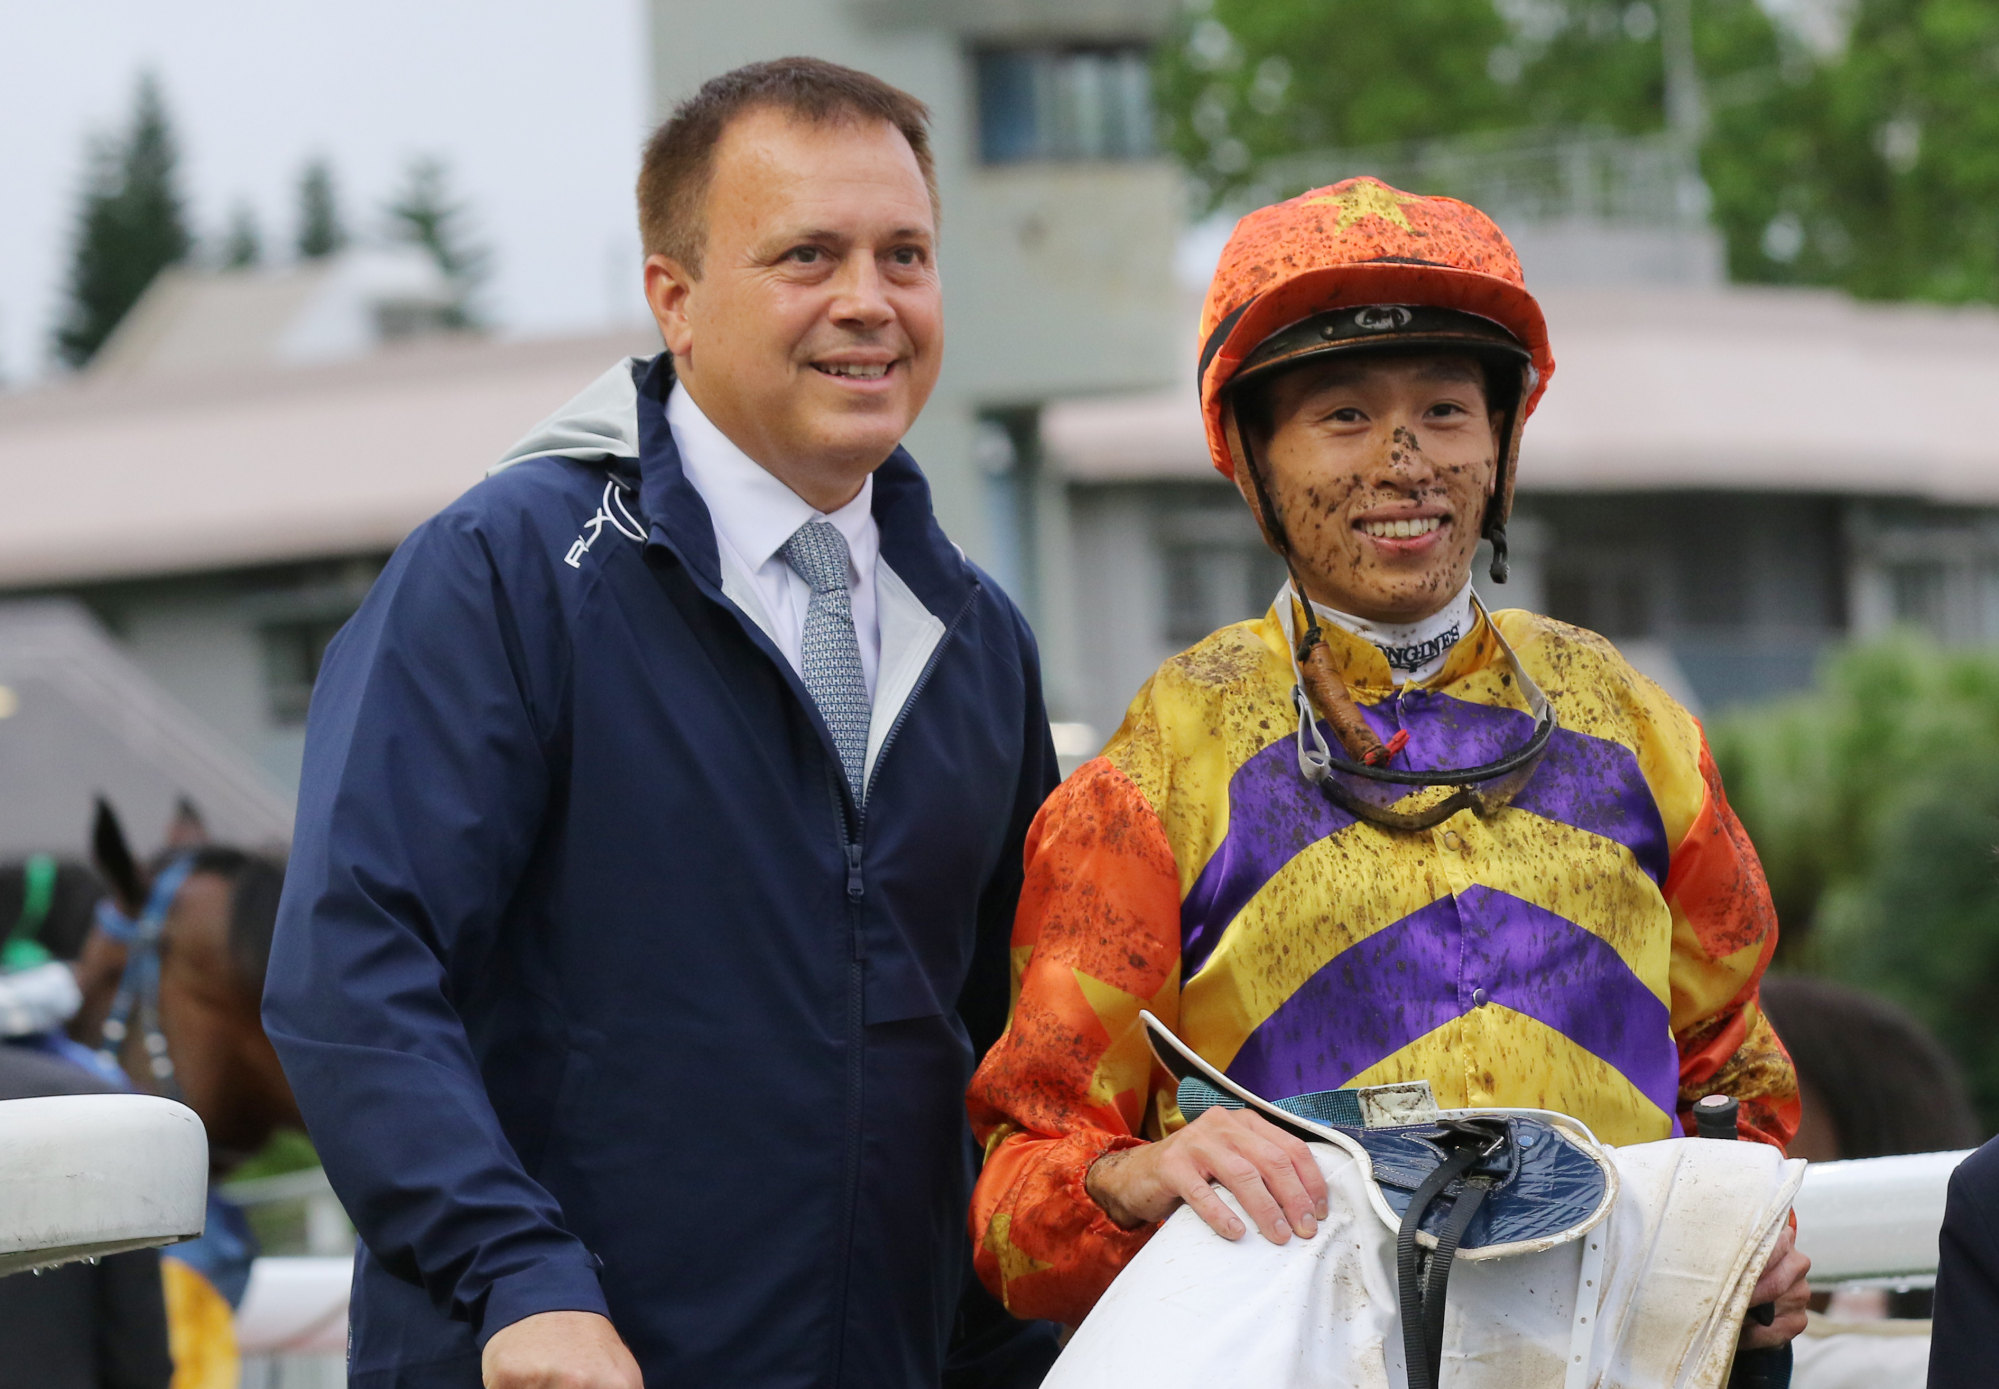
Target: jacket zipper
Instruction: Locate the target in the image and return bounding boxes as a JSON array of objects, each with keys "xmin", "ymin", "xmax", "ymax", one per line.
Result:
[{"xmin": 826, "ymin": 585, "xmax": 978, "ymax": 1387}]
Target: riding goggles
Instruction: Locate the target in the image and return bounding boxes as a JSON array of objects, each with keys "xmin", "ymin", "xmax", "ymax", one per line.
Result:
[{"xmin": 1280, "ymin": 592, "xmax": 1558, "ymax": 831}]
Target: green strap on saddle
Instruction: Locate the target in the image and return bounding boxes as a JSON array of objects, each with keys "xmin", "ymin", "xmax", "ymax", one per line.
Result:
[
  {"xmin": 1177, "ymin": 1074, "xmax": 1366, "ymax": 1130},
  {"xmin": 2, "ymin": 854, "xmax": 57, "ymax": 972}
]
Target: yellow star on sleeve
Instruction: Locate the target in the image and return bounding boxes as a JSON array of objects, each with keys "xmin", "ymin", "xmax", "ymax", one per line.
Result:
[
  {"xmin": 1305, "ymin": 180, "xmax": 1418, "ymax": 232},
  {"xmin": 1072, "ymin": 966, "xmax": 1179, "ymax": 1113},
  {"xmin": 984, "ymin": 1211, "xmax": 1052, "ymax": 1305}
]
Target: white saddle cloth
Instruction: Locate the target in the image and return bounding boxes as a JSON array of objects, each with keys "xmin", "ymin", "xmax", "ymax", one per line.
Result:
[{"xmin": 1045, "ymin": 1136, "xmax": 1805, "ymax": 1389}]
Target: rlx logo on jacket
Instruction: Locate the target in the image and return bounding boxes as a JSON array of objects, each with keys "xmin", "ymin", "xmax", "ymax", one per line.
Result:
[{"xmin": 565, "ymin": 480, "xmax": 646, "ymax": 569}]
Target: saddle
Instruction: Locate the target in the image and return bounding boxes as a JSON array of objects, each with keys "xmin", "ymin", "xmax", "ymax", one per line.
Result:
[{"xmin": 1143, "ymin": 1012, "xmax": 1616, "ymax": 1389}]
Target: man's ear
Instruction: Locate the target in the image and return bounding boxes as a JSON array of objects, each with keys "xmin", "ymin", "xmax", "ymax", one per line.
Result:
[{"xmin": 644, "ymin": 253, "xmax": 698, "ymax": 359}]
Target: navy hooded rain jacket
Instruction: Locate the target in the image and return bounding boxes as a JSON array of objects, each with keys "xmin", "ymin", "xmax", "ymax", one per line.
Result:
[{"xmin": 264, "ymin": 356, "xmax": 1059, "ymax": 1388}]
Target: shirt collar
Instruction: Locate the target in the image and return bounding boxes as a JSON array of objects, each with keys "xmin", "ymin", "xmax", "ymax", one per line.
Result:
[
  {"xmin": 1309, "ymin": 582, "xmax": 1475, "ymax": 683},
  {"xmin": 667, "ymin": 381, "xmax": 876, "ymax": 579},
  {"xmin": 1273, "ymin": 580, "xmax": 1496, "ymax": 693}
]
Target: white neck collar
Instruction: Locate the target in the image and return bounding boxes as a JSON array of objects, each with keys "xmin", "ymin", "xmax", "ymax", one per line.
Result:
[{"xmin": 1305, "ymin": 581, "xmax": 1476, "ymax": 684}]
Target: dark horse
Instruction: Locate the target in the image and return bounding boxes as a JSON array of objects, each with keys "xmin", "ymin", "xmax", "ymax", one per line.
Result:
[{"xmin": 1, "ymin": 799, "xmax": 301, "ymax": 1173}]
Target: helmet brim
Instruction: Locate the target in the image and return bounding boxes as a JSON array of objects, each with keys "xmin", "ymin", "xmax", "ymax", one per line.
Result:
[
  {"xmin": 1199, "ymin": 260, "xmax": 1554, "ymax": 480},
  {"xmin": 1223, "ymin": 304, "xmax": 1532, "ymax": 401}
]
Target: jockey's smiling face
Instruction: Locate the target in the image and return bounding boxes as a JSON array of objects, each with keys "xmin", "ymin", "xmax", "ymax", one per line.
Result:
[
  {"xmin": 645, "ymin": 105, "xmax": 943, "ymax": 512},
  {"xmin": 1237, "ymin": 352, "xmax": 1503, "ymax": 624}
]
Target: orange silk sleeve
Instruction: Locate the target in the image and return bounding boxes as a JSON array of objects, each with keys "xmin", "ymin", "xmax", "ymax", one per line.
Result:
[
  {"xmin": 1664, "ymin": 736, "xmax": 1800, "ymax": 1151},
  {"xmin": 965, "ymin": 756, "xmax": 1184, "ymax": 1325}
]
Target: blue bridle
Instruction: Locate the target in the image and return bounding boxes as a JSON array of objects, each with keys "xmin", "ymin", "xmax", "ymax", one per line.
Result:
[{"xmin": 93, "ymin": 854, "xmax": 196, "ymax": 1092}]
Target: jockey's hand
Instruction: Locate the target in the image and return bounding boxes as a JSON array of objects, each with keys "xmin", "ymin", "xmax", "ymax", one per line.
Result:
[
  {"xmin": 1738, "ymin": 1223, "xmax": 1811, "ymax": 1350},
  {"xmin": 482, "ymin": 1310, "xmax": 643, "ymax": 1389},
  {"xmin": 1085, "ymin": 1107, "xmax": 1329, "ymax": 1246}
]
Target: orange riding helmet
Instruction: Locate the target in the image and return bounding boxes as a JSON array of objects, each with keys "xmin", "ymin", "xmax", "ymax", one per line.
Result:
[{"xmin": 1197, "ymin": 176, "xmax": 1554, "ymax": 578}]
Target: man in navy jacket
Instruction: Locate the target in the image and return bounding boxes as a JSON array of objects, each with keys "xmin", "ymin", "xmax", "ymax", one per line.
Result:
[
  {"xmin": 265, "ymin": 59, "xmax": 1058, "ymax": 1389},
  {"xmin": 1932, "ymin": 1137, "xmax": 1999, "ymax": 1389}
]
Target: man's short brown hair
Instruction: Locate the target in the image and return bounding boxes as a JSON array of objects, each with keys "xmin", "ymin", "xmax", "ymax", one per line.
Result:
[{"xmin": 638, "ymin": 56, "xmax": 937, "ymax": 275}]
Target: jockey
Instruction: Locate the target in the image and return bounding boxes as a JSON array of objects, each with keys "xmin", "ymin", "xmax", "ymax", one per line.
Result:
[{"xmin": 966, "ymin": 177, "xmax": 1806, "ymax": 1335}]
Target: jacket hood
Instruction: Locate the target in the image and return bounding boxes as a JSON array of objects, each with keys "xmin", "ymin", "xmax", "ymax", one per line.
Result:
[{"xmin": 490, "ymin": 354, "xmax": 655, "ymax": 475}]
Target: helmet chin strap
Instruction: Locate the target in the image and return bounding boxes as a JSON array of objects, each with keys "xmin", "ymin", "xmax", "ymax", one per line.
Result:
[
  {"xmin": 1228, "ymin": 409, "xmax": 1396, "ymax": 767},
  {"xmin": 1480, "ymin": 362, "xmax": 1534, "ymax": 585}
]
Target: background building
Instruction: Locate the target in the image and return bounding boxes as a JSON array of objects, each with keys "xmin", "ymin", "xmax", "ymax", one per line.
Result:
[
  {"xmin": 0, "ymin": 324, "xmax": 652, "ymax": 835},
  {"xmin": 7, "ymin": 0, "xmax": 1999, "ymax": 825}
]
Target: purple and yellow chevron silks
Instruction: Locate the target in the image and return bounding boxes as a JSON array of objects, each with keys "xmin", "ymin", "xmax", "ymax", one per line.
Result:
[
  {"xmin": 1223, "ymin": 886, "xmax": 1679, "ymax": 1118},
  {"xmin": 1181, "ymin": 690, "xmax": 1672, "ymax": 978},
  {"xmin": 969, "ymin": 610, "xmax": 1796, "ymax": 1327}
]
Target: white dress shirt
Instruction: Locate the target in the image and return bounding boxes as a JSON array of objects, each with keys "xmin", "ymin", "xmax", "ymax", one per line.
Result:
[{"xmin": 667, "ymin": 382, "xmax": 881, "ymax": 698}]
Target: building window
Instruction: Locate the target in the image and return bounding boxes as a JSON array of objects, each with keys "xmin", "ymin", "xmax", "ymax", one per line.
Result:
[
  {"xmin": 1545, "ymin": 556, "xmax": 1656, "ymax": 638},
  {"xmin": 1162, "ymin": 537, "xmax": 1285, "ymax": 646},
  {"xmin": 261, "ymin": 617, "xmax": 349, "ymax": 725},
  {"xmin": 975, "ymin": 46, "xmax": 1156, "ymax": 164},
  {"xmin": 1887, "ymin": 561, "xmax": 1950, "ymax": 637}
]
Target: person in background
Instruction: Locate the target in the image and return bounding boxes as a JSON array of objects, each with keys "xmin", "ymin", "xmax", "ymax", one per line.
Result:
[
  {"xmin": 1749, "ymin": 977, "xmax": 1977, "ymax": 1387},
  {"xmin": 1760, "ymin": 974, "xmax": 1979, "ymax": 1166},
  {"xmin": 264, "ymin": 58, "xmax": 1058, "ymax": 1389},
  {"xmin": 1764, "ymin": 973, "xmax": 1979, "ymax": 1323},
  {"xmin": 0, "ymin": 1046, "xmax": 173, "ymax": 1389}
]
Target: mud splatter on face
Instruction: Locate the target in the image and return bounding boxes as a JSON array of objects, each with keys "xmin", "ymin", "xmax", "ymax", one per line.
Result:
[
  {"xmin": 1388, "ymin": 426, "xmax": 1419, "ymax": 466},
  {"xmin": 1246, "ymin": 354, "xmax": 1500, "ymax": 622}
]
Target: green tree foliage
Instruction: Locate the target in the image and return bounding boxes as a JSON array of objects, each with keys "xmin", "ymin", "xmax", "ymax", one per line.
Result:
[
  {"xmin": 221, "ymin": 203, "xmax": 263, "ymax": 270},
  {"xmin": 385, "ymin": 157, "xmax": 492, "ymax": 329},
  {"xmin": 296, "ymin": 158, "xmax": 346, "ymax": 260},
  {"xmin": 1154, "ymin": 1, "xmax": 1999, "ymax": 307},
  {"xmin": 1155, "ymin": 0, "xmax": 1785, "ymax": 210},
  {"xmin": 1836, "ymin": 755, "xmax": 1999, "ymax": 1125},
  {"xmin": 1154, "ymin": 0, "xmax": 1519, "ymax": 206},
  {"xmin": 54, "ymin": 74, "xmax": 192, "ymax": 367},
  {"xmin": 1493, "ymin": 0, "xmax": 1784, "ymax": 133},
  {"xmin": 1711, "ymin": 0, "xmax": 1999, "ymax": 303},
  {"xmin": 1711, "ymin": 637, "xmax": 1999, "ymax": 1124}
]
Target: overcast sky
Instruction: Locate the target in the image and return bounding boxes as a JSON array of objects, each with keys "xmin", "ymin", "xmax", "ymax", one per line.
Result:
[{"xmin": 0, "ymin": 0, "xmax": 651, "ymax": 386}]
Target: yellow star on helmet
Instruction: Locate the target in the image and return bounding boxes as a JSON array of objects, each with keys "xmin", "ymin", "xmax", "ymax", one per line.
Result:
[
  {"xmin": 1072, "ymin": 966, "xmax": 1179, "ymax": 1113},
  {"xmin": 984, "ymin": 1212, "xmax": 1052, "ymax": 1305},
  {"xmin": 1306, "ymin": 181, "xmax": 1418, "ymax": 233}
]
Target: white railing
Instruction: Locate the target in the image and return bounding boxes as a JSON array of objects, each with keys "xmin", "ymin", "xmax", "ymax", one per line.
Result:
[
  {"xmin": 1237, "ymin": 128, "xmax": 1707, "ymax": 229},
  {"xmin": 1792, "ymin": 1148, "xmax": 1971, "ymax": 1289}
]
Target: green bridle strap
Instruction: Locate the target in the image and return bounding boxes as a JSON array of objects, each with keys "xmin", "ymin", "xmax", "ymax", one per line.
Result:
[{"xmin": 2, "ymin": 853, "xmax": 58, "ymax": 971}]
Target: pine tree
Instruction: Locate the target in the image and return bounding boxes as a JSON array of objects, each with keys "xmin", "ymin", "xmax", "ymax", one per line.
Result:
[
  {"xmin": 221, "ymin": 203, "xmax": 262, "ymax": 269},
  {"xmin": 385, "ymin": 156, "xmax": 492, "ymax": 328},
  {"xmin": 54, "ymin": 74, "xmax": 193, "ymax": 367},
  {"xmin": 296, "ymin": 158, "xmax": 346, "ymax": 260}
]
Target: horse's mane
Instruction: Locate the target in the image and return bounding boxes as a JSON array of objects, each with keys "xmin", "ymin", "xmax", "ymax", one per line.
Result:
[
  {"xmin": 178, "ymin": 847, "xmax": 287, "ymax": 991},
  {"xmin": 0, "ymin": 858, "xmax": 106, "ymax": 962}
]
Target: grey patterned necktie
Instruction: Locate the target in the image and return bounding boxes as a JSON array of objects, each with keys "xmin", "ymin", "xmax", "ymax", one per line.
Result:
[{"xmin": 780, "ymin": 520, "xmax": 870, "ymax": 805}]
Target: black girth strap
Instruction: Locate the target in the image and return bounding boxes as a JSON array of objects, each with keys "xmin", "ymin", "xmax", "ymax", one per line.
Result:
[{"xmin": 1396, "ymin": 1138, "xmax": 1499, "ymax": 1389}]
